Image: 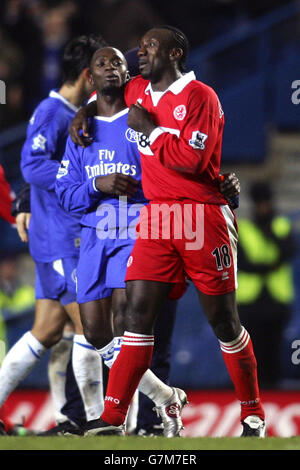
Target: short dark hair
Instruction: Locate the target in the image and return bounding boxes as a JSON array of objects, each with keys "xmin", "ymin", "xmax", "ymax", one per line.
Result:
[
  {"xmin": 155, "ymin": 25, "xmax": 189, "ymax": 72},
  {"xmin": 62, "ymin": 34, "xmax": 107, "ymax": 84}
]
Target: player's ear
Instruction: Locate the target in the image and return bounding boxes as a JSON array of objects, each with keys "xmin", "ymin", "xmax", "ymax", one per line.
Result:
[
  {"xmin": 85, "ymin": 67, "xmax": 94, "ymax": 86},
  {"xmin": 169, "ymin": 47, "xmax": 183, "ymax": 64},
  {"xmin": 125, "ymin": 70, "xmax": 130, "ymax": 82}
]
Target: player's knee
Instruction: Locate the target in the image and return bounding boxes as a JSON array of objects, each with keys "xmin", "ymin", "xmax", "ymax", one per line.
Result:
[
  {"xmin": 82, "ymin": 324, "xmax": 111, "ymax": 350},
  {"xmin": 125, "ymin": 296, "xmax": 155, "ymax": 334},
  {"xmin": 31, "ymin": 327, "xmax": 63, "ymax": 349},
  {"xmin": 208, "ymin": 311, "xmax": 241, "ymax": 342}
]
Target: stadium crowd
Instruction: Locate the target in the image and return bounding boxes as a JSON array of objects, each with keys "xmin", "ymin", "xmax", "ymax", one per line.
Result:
[{"xmin": 0, "ymin": 0, "xmax": 291, "ymax": 132}]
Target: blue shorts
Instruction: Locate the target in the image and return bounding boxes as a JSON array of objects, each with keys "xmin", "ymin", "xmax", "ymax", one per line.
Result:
[
  {"xmin": 35, "ymin": 256, "xmax": 78, "ymax": 306},
  {"xmin": 76, "ymin": 225, "xmax": 135, "ymax": 304}
]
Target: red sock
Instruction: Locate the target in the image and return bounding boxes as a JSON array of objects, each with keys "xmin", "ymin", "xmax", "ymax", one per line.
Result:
[
  {"xmin": 219, "ymin": 327, "xmax": 265, "ymax": 422},
  {"xmin": 101, "ymin": 332, "xmax": 154, "ymax": 426}
]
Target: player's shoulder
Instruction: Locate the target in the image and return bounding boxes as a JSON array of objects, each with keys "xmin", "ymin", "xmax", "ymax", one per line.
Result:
[
  {"xmin": 125, "ymin": 75, "xmax": 149, "ymax": 102},
  {"xmin": 29, "ymin": 92, "xmax": 71, "ymax": 128},
  {"xmin": 188, "ymin": 78, "xmax": 220, "ymax": 103}
]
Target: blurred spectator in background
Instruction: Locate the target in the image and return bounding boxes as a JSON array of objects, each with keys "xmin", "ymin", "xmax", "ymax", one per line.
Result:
[
  {"xmin": 0, "ymin": 254, "xmax": 35, "ymax": 349},
  {"xmin": 236, "ymin": 182, "xmax": 295, "ymax": 388},
  {"xmin": 0, "ymin": 0, "xmax": 79, "ymax": 128},
  {"xmin": 84, "ymin": 0, "xmax": 163, "ymax": 52},
  {"xmin": 0, "ymin": 27, "xmax": 25, "ymax": 129}
]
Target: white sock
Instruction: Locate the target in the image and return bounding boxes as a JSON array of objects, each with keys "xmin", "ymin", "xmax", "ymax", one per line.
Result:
[
  {"xmin": 0, "ymin": 331, "xmax": 47, "ymax": 406},
  {"xmin": 72, "ymin": 335, "xmax": 104, "ymax": 421},
  {"xmin": 96, "ymin": 339, "xmax": 115, "ymax": 369},
  {"xmin": 98, "ymin": 336, "xmax": 173, "ymax": 407},
  {"xmin": 48, "ymin": 331, "xmax": 73, "ymax": 424},
  {"xmin": 138, "ymin": 369, "xmax": 173, "ymax": 406}
]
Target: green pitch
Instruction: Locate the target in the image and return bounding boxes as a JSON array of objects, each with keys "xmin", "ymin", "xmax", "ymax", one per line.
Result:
[{"xmin": 0, "ymin": 436, "xmax": 300, "ymax": 450}]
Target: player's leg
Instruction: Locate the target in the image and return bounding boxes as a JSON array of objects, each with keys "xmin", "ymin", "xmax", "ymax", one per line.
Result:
[
  {"xmin": 0, "ymin": 298, "xmax": 67, "ymax": 407},
  {"xmin": 97, "ymin": 280, "xmax": 176, "ymax": 427},
  {"xmin": 110, "ymin": 288, "xmax": 175, "ymax": 435},
  {"xmin": 63, "ymin": 296, "xmax": 105, "ymax": 425},
  {"xmin": 182, "ymin": 203, "xmax": 265, "ymax": 436},
  {"xmin": 135, "ymin": 298, "xmax": 178, "ymax": 436},
  {"xmin": 197, "ymin": 289, "xmax": 266, "ymax": 436},
  {"xmin": 47, "ymin": 321, "xmax": 74, "ymax": 425}
]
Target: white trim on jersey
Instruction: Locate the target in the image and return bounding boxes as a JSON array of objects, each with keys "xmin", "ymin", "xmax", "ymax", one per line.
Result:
[
  {"xmin": 148, "ymin": 126, "xmax": 180, "ymax": 145},
  {"xmin": 94, "ymin": 108, "xmax": 129, "ymax": 122},
  {"xmin": 220, "ymin": 205, "xmax": 238, "ymax": 290},
  {"xmin": 49, "ymin": 90, "xmax": 79, "ymax": 113},
  {"xmin": 145, "ymin": 71, "xmax": 196, "ymax": 106}
]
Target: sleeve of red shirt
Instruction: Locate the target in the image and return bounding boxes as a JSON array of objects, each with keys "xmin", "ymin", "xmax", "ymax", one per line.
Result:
[
  {"xmin": 148, "ymin": 86, "xmax": 224, "ymax": 175},
  {"xmin": 0, "ymin": 164, "xmax": 16, "ymax": 224}
]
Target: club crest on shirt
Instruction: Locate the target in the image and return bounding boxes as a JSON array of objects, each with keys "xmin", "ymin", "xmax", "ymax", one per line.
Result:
[
  {"xmin": 189, "ymin": 130, "xmax": 208, "ymax": 150},
  {"xmin": 127, "ymin": 255, "xmax": 133, "ymax": 267},
  {"xmin": 125, "ymin": 128, "xmax": 138, "ymax": 143},
  {"xmin": 173, "ymin": 104, "xmax": 186, "ymax": 121}
]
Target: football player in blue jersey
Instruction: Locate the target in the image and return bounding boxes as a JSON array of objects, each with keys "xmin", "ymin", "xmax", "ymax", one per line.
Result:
[{"xmin": 0, "ymin": 35, "xmax": 108, "ymax": 436}]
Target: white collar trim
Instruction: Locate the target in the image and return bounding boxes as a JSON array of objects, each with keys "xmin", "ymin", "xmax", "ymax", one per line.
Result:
[
  {"xmin": 49, "ymin": 90, "xmax": 79, "ymax": 112},
  {"xmin": 94, "ymin": 108, "xmax": 129, "ymax": 122},
  {"xmin": 145, "ymin": 71, "xmax": 196, "ymax": 101}
]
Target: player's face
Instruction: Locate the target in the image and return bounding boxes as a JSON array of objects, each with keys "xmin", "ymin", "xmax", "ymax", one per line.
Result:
[
  {"xmin": 90, "ymin": 47, "xmax": 128, "ymax": 94},
  {"xmin": 138, "ymin": 29, "xmax": 171, "ymax": 82}
]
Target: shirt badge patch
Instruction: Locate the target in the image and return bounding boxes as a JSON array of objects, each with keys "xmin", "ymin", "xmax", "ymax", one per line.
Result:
[
  {"xmin": 32, "ymin": 134, "xmax": 47, "ymax": 151},
  {"xmin": 173, "ymin": 104, "xmax": 186, "ymax": 121},
  {"xmin": 189, "ymin": 131, "xmax": 208, "ymax": 150},
  {"xmin": 57, "ymin": 160, "xmax": 70, "ymax": 179}
]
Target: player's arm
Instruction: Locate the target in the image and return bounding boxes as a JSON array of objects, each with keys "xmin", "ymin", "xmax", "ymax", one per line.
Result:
[
  {"xmin": 127, "ymin": 88, "xmax": 223, "ymax": 175},
  {"xmin": 11, "ymin": 183, "xmax": 31, "ymax": 242},
  {"xmin": 21, "ymin": 113, "xmax": 62, "ymax": 190},
  {"xmin": 11, "ymin": 183, "xmax": 31, "ymax": 216},
  {"xmin": 69, "ymin": 101, "xmax": 97, "ymax": 147},
  {"xmin": 55, "ymin": 137, "xmax": 138, "ymax": 212},
  {"xmin": 55, "ymin": 136, "xmax": 102, "ymax": 212}
]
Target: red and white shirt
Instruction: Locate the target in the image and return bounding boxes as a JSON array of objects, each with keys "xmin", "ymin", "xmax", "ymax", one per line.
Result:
[{"xmin": 124, "ymin": 71, "xmax": 227, "ymax": 204}]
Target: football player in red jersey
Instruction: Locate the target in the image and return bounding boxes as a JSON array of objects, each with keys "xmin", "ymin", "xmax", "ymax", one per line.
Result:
[{"xmin": 69, "ymin": 26, "xmax": 265, "ymax": 437}]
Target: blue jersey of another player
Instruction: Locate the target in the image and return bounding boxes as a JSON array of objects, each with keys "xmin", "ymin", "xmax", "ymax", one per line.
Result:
[
  {"xmin": 21, "ymin": 90, "xmax": 82, "ymax": 262},
  {"xmin": 55, "ymin": 108, "xmax": 148, "ymax": 235}
]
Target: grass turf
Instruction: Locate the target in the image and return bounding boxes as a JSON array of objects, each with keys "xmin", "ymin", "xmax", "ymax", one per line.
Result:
[{"xmin": 0, "ymin": 435, "xmax": 300, "ymax": 451}]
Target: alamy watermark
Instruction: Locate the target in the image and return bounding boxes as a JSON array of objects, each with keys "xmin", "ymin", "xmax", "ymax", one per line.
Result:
[
  {"xmin": 0, "ymin": 80, "xmax": 6, "ymax": 104},
  {"xmin": 291, "ymin": 340, "xmax": 300, "ymax": 364},
  {"xmin": 95, "ymin": 197, "xmax": 205, "ymax": 250},
  {"xmin": 291, "ymin": 80, "xmax": 300, "ymax": 105}
]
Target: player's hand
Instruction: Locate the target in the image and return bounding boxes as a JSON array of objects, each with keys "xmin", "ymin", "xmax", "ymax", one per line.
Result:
[
  {"xmin": 95, "ymin": 173, "xmax": 139, "ymax": 197},
  {"xmin": 219, "ymin": 172, "xmax": 240, "ymax": 198},
  {"xmin": 69, "ymin": 102, "xmax": 97, "ymax": 147},
  {"xmin": 127, "ymin": 102, "xmax": 156, "ymax": 136},
  {"xmin": 16, "ymin": 212, "xmax": 31, "ymax": 242}
]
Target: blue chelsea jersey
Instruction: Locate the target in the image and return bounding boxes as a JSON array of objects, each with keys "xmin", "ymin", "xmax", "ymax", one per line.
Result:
[
  {"xmin": 21, "ymin": 90, "xmax": 82, "ymax": 262},
  {"xmin": 55, "ymin": 108, "xmax": 148, "ymax": 231}
]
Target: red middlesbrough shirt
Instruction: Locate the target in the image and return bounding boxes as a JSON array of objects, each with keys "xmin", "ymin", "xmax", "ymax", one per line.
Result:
[
  {"xmin": 124, "ymin": 71, "xmax": 227, "ymax": 204},
  {"xmin": 0, "ymin": 164, "xmax": 15, "ymax": 224}
]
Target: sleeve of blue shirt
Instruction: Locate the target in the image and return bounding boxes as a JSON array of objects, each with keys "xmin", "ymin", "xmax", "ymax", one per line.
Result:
[
  {"xmin": 20, "ymin": 104, "xmax": 62, "ymax": 191},
  {"xmin": 55, "ymin": 136, "xmax": 102, "ymax": 213}
]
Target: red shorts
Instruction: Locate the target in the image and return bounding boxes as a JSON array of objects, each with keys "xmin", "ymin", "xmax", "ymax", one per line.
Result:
[{"xmin": 125, "ymin": 201, "xmax": 238, "ymax": 298}]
